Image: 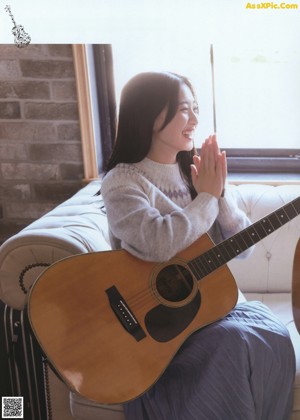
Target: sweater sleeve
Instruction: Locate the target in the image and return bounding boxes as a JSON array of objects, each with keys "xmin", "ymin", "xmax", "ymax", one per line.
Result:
[
  {"xmin": 101, "ymin": 172, "xmax": 219, "ymax": 262},
  {"xmin": 214, "ymin": 185, "xmax": 253, "ymax": 258},
  {"xmin": 217, "ymin": 186, "xmax": 251, "ymax": 236}
]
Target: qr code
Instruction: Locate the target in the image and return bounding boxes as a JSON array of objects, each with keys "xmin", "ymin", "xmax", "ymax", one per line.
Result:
[{"xmin": 2, "ymin": 397, "xmax": 23, "ymax": 418}]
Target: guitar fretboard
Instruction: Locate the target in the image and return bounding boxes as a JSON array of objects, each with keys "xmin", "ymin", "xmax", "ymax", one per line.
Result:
[{"xmin": 188, "ymin": 196, "xmax": 300, "ymax": 280}]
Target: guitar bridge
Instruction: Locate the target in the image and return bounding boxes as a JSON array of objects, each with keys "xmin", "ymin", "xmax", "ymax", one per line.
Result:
[{"xmin": 106, "ymin": 286, "xmax": 146, "ymax": 342}]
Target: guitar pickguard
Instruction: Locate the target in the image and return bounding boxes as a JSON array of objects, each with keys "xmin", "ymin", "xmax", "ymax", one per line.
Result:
[{"xmin": 144, "ymin": 292, "xmax": 201, "ymax": 342}]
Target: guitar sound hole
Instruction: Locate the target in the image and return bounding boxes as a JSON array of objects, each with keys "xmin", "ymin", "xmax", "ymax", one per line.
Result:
[{"xmin": 156, "ymin": 264, "xmax": 194, "ymax": 303}]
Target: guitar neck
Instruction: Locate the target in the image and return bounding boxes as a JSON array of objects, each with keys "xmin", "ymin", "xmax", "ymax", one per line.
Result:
[{"xmin": 188, "ymin": 196, "xmax": 300, "ymax": 279}]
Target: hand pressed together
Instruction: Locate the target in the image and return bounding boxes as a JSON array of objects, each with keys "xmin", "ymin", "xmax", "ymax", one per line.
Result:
[{"xmin": 190, "ymin": 134, "xmax": 227, "ymax": 199}]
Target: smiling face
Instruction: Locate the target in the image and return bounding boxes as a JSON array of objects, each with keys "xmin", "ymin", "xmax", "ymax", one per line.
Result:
[{"xmin": 148, "ymin": 83, "xmax": 199, "ymax": 164}]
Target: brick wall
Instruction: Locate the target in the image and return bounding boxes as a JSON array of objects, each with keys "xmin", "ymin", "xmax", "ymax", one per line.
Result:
[{"xmin": 0, "ymin": 44, "xmax": 85, "ymax": 245}]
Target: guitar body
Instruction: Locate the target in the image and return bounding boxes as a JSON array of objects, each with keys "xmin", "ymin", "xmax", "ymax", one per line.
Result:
[{"xmin": 28, "ymin": 233, "xmax": 238, "ymax": 404}]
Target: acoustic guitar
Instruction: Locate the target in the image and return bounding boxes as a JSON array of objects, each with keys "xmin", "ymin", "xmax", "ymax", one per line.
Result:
[{"xmin": 28, "ymin": 196, "xmax": 300, "ymax": 405}]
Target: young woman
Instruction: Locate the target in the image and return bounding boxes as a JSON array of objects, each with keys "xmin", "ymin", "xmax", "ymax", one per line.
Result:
[{"xmin": 101, "ymin": 72, "xmax": 295, "ymax": 420}]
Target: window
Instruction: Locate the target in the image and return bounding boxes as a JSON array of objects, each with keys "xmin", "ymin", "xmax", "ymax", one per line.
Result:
[
  {"xmin": 111, "ymin": 42, "xmax": 300, "ymax": 176},
  {"xmin": 83, "ymin": 41, "xmax": 299, "ymax": 178}
]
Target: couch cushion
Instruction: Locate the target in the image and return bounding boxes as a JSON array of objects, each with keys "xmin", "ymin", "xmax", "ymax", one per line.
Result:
[
  {"xmin": 228, "ymin": 184, "xmax": 300, "ymax": 294},
  {"xmin": 0, "ymin": 180, "xmax": 110, "ymax": 310}
]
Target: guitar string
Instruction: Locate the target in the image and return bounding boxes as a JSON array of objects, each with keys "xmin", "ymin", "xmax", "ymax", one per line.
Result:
[
  {"xmin": 125, "ymin": 233, "xmax": 248, "ymax": 308},
  {"xmin": 125, "ymin": 199, "xmax": 299, "ymax": 310},
  {"xmin": 125, "ymin": 243, "xmax": 235, "ymax": 307},
  {"xmin": 130, "ymin": 230, "xmax": 256, "ymax": 308},
  {"xmin": 126, "ymin": 263, "xmax": 200, "ymax": 307},
  {"xmin": 126, "ymin": 260, "xmax": 208, "ymax": 309},
  {"xmin": 127, "ymin": 289, "xmax": 154, "ymax": 307}
]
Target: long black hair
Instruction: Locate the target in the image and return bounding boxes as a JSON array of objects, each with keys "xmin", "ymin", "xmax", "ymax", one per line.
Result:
[{"xmin": 105, "ymin": 71, "xmax": 198, "ymax": 199}]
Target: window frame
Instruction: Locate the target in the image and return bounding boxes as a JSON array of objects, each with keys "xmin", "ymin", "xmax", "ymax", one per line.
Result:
[
  {"xmin": 72, "ymin": 44, "xmax": 99, "ymax": 181},
  {"xmin": 222, "ymin": 148, "xmax": 300, "ymax": 174}
]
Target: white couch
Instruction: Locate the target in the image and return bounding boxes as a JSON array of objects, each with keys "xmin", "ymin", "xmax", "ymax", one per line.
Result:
[{"xmin": 0, "ymin": 180, "xmax": 299, "ymax": 420}]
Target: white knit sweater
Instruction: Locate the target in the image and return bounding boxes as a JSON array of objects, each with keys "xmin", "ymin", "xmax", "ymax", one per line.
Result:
[{"xmin": 101, "ymin": 157, "xmax": 251, "ymax": 262}]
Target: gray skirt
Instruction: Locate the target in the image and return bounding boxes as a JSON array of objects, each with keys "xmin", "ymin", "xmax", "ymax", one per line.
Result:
[{"xmin": 124, "ymin": 301, "xmax": 295, "ymax": 420}]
